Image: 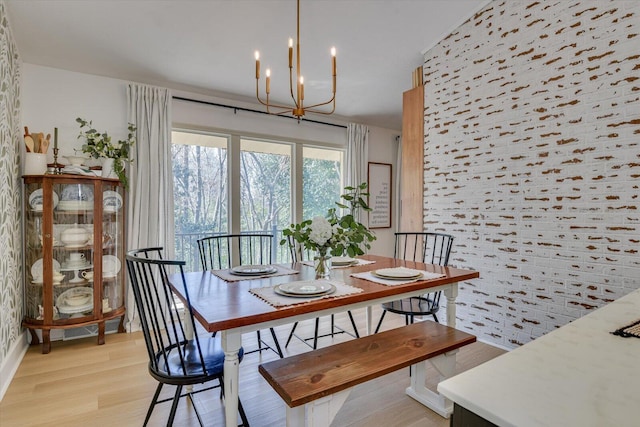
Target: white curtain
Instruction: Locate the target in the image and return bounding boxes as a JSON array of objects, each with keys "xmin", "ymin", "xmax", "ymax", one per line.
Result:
[
  {"xmin": 125, "ymin": 83, "xmax": 173, "ymax": 331},
  {"xmin": 346, "ymin": 123, "xmax": 369, "ymax": 222}
]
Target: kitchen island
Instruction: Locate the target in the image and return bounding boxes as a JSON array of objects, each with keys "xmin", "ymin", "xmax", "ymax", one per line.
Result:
[{"xmin": 438, "ymin": 288, "xmax": 640, "ymax": 427}]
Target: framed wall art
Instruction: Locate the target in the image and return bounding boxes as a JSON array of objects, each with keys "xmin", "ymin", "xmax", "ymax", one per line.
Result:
[{"xmin": 367, "ymin": 162, "xmax": 392, "ymax": 229}]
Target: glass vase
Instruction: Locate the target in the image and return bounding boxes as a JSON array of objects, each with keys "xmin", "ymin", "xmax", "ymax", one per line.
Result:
[{"xmin": 314, "ymin": 250, "xmax": 332, "ymax": 280}]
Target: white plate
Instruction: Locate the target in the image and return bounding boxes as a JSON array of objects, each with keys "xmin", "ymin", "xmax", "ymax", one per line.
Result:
[
  {"xmin": 230, "ymin": 265, "xmax": 277, "ymax": 276},
  {"xmin": 275, "ymin": 281, "xmax": 336, "ymax": 297},
  {"xmin": 372, "ymin": 267, "xmax": 424, "ymax": 280},
  {"xmin": 60, "ymin": 184, "xmax": 94, "ymax": 202},
  {"xmin": 332, "ymin": 256, "xmax": 357, "ymax": 266},
  {"xmin": 31, "ymin": 258, "xmax": 61, "ymax": 278},
  {"xmin": 103, "ymin": 255, "xmax": 121, "ymax": 275},
  {"xmin": 29, "ymin": 189, "xmax": 59, "ymax": 210},
  {"xmin": 103, "ymin": 191, "xmax": 123, "ymax": 212}
]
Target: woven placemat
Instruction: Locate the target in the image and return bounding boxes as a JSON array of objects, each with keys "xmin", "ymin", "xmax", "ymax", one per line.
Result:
[
  {"xmin": 249, "ymin": 280, "xmax": 363, "ymax": 308},
  {"xmin": 611, "ymin": 318, "xmax": 640, "ymax": 339}
]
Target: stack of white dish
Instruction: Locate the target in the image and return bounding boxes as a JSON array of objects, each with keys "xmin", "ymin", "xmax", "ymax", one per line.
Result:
[
  {"xmin": 332, "ymin": 256, "xmax": 358, "ymax": 266},
  {"xmin": 57, "ymin": 287, "xmax": 93, "ymax": 314},
  {"xmin": 58, "ymin": 184, "xmax": 94, "ymax": 211},
  {"xmin": 57, "ymin": 200, "xmax": 94, "ymax": 210},
  {"xmin": 62, "ymin": 252, "xmax": 90, "ymax": 270},
  {"xmin": 65, "ymin": 155, "xmax": 88, "ymax": 166}
]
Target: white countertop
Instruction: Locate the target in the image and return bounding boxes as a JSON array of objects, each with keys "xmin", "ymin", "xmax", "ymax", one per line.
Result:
[{"xmin": 438, "ymin": 288, "xmax": 640, "ymax": 427}]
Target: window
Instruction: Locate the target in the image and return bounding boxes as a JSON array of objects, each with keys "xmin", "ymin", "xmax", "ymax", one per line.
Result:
[
  {"xmin": 240, "ymin": 138, "xmax": 291, "ymax": 234},
  {"xmin": 172, "ymin": 130, "xmax": 344, "ymax": 270},
  {"xmin": 172, "ymin": 131, "xmax": 228, "ymax": 270},
  {"xmin": 302, "ymin": 146, "xmax": 344, "ymax": 219}
]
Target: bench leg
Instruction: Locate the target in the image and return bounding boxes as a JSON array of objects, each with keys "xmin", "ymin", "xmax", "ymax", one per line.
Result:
[
  {"xmin": 405, "ymin": 349, "xmax": 458, "ymax": 418},
  {"xmin": 285, "ymin": 388, "xmax": 353, "ymax": 427}
]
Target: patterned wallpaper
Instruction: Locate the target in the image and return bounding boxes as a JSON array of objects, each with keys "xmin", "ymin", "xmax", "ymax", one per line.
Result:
[
  {"xmin": 0, "ymin": 2, "xmax": 23, "ymax": 364},
  {"xmin": 423, "ymin": 1, "xmax": 640, "ymax": 348}
]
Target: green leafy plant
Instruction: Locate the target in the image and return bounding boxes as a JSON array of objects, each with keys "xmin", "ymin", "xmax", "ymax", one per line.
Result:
[
  {"xmin": 281, "ymin": 182, "xmax": 376, "ymax": 258},
  {"xmin": 76, "ymin": 117, "xmax": 136, "ymax": 189}
]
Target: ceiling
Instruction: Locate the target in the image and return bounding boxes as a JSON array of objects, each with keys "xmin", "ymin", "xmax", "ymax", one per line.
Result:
[{"xmin": 5, "ymin": 0, "xmax": 488, "ymax": 130}]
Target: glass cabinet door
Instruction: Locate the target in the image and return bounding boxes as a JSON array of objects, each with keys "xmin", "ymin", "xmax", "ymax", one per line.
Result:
[
  {"xmin": 53, "ymin": 180, "xmax": 96, "ymax": 321},
  {"xmin": 101, "ymin": 181, "xmax": 125, "ymax": 314},
  {"xmin": 24, "ymin": 181, "xmax": 46, "ymax": 321}
]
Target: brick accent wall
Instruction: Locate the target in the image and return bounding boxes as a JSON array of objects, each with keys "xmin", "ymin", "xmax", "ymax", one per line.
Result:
[{"xmin": 423, "ymin": 0, "xmax": 640, "ymax": 348}]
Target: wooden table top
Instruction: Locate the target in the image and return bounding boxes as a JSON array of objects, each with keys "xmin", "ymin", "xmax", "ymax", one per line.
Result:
[{"xmin": 170, "ymin": 254, "xmax": 479, "ymax": 332}]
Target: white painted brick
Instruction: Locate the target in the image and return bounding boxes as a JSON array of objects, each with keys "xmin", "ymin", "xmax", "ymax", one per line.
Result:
[{"xmin": 422, "ymin": 0, "xmax": 640, "ymax": 349}]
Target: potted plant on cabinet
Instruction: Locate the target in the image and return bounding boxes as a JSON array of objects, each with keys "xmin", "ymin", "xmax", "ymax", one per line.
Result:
[{"xmin": 76, "ymin": 117, "xmax": 136, "ymax": 189}]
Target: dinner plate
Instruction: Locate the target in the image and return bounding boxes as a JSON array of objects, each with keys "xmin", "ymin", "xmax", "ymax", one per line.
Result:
[
  {"xmin": 31, "ymin": 258, "xmax": 61, "ymax": 278},
  {"xmin": 275, "ymin": 281, "xmax": 336, "ymax": 297},
  {"xmin": 230, "ymin": 265, "xmax": 277, "ymax": 276},
  {"xmin": 331, "ymin": 256, "xmax": 357, "ymax": 266},
  {"xmin": 103, "ymin": 255, "xmax": 121, "ymax": 276},
  {"xmin": 372, "ymin": 267, "xmax": 424, "ymax": 280},
  {"xmin": 103, "ymin": 190, "xmax": 123, "ymax": 212},
  {"xmin": 29, "ymin": 189, "xmax": 59, "ymax": 210}
]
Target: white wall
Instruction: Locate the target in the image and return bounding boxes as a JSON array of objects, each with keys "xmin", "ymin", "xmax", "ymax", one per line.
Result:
[
  {"xmin": 366, "ymin": 126, "xmax": 399, "ymax": 256},
  {"xmin": 22, "ymin": 64, "xmax": 129, "ymax": 166}
]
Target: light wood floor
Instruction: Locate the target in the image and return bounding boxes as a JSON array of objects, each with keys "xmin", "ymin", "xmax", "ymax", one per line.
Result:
[{"xmin": 1, "ymin": 307, "xmax": 505, "ymax": 426}]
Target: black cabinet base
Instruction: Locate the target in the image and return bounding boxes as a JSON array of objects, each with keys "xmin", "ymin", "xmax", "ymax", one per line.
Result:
[{"xmin": 451, "ymin": 403, "xmax": 498, "ymax": 427}]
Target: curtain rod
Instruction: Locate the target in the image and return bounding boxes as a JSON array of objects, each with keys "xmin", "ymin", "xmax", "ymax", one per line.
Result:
[{"xmin": 172, "ymin": 96, "xmax": 347, "ymax": 129}]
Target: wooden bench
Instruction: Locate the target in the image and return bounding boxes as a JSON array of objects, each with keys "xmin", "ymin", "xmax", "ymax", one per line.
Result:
[{"xmin": 259, "ymin": 321, "xmax": 476, "ymax": 426}]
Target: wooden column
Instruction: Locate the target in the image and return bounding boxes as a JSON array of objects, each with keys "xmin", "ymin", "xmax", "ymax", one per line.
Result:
[{"xmin": 400, "ymin": 84, "xmax": 424, "ymax": 232}]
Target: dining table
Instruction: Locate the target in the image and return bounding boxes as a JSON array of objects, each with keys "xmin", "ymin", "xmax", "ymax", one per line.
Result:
[{"xmin": 169, "ymin": 254, "xmax": 479, "ymax": 427}]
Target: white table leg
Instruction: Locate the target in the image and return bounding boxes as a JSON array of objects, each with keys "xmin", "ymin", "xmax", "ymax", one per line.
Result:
[
  {"xmin": 365, "ymin": 305, "xmax": 373, "ymax": 335},
  {"xmin": 222, "ymin": 330, "xmax": 242, "ymax": 427},
  {"xmin": 405, "ymin": 283, "xmax": 460, "ymax": 418},
  {"xmin": 443, "ymin": 283, "xmax": 458, "ymax": 328}
]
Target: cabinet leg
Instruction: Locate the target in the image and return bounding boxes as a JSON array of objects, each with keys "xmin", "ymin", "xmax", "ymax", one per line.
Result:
[
  {"xmin": 42, "ymin": 329, "xmax": 51, "ymax": 354},
  {"xmin": 27, "ymin": 328, "xmax": 40, "ymax": 346},
  {"xmin": 97, "ymin": 322, "xmax": 106, "ymax": 345},
  {"xmin": 117, "ymin": 315, "xmax": 126, "ymax": 333}
]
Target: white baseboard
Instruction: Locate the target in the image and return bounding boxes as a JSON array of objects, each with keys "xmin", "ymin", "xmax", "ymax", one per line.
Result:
[{"xmin": 0, "ymin": 331, "xmax": 28, "ymax": 401}]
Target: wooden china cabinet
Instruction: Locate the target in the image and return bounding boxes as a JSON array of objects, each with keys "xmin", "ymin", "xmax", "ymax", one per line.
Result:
[{"xmin": 22, "ymin": 174, "xmax": 126, "ymax": 353}]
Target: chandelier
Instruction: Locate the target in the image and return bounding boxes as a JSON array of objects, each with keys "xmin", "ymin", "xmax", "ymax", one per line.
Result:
[{"xmin": 254, "ymin": 0, "xmax": 337, "ymax": 120}]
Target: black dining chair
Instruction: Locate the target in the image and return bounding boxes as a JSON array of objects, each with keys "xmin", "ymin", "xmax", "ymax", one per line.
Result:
[
  {"xmin": 374, "ymin": 232, "xmax": 454, "ymax": 333},
  {"xmin": 284, "ymin": 235, "xmax": 360, "ymax": 350},
  {"xmin": 197, "ymin": 234, "xmax": 284, "ymax": 358},
  {"xmin": 126, "ymin": 247, "xmax": 249, "ymax": 427}
]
